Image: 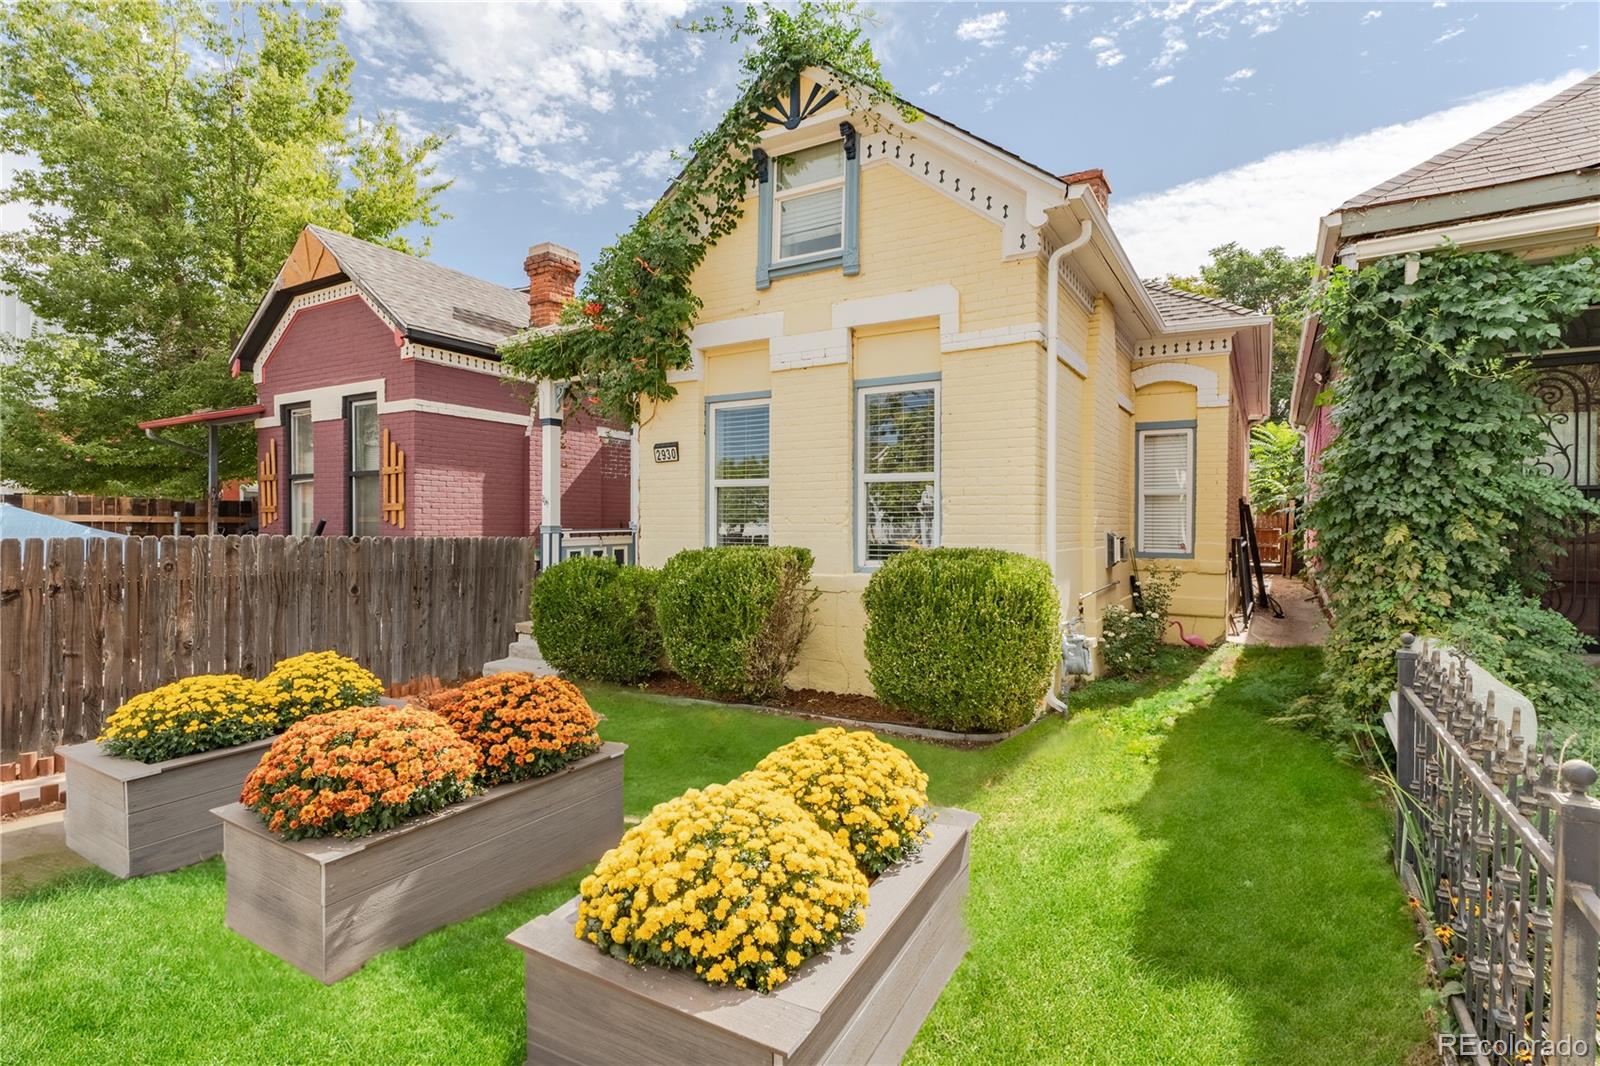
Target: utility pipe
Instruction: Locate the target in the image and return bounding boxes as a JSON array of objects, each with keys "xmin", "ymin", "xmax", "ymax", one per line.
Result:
[{"xmin": 1043, "ymin": 217, "xmax": 1093, "ymax": 715}]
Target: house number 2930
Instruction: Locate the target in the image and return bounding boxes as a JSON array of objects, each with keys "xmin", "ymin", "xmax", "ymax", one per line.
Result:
[{"xmin": 653, "ymin": 442, "xmax": 680, "ymax": 463}]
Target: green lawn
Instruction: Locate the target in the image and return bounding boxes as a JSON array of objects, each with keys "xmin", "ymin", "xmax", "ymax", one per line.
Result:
[{"xmin": 0, "ymin": 645, "xmax": 1427, "ymax": 1064}]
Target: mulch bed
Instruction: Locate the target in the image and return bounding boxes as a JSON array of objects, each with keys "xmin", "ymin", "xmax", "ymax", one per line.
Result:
[{"xmin": 634, "ymin": 675, "xmax": 936, "ymax": 730}]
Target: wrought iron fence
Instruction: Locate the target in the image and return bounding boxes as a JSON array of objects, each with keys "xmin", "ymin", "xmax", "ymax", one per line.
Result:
[{"xmin": 1393, "ymin": 634, "xmax": 1599, "ymax": 1065}]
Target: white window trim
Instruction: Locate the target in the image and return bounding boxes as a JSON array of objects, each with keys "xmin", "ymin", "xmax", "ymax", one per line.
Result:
[
  {"xmin": 772, "ymin": 142, "xmax": 845, "ymax": 265},
  {"xmin": 856, "ymin": 380, "xmax": 941, "ymax": 570},
  {"xmin": 706, "ymin": 398, "xmax": 772, "ymax": 547},
  {"xmin": 1136, "ymin": 425, "xmax": 1195, "ymax": 557}
]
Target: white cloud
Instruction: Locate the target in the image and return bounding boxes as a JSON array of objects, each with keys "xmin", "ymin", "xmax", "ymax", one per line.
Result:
[
  {"xmin": 1088, "ymin": 35, "xmax": 1115, "ymax": 47},
  {"xmin": 1059, "ymin": 4, "xmax": 1085, "ymax": 19},
  {"xmin": 1151, "ymin": 28, "xmax": 1188, "ymax": 69},
  {"xmin": 626, "ymin": 147, "xmax": 682, "ymax": 181},
  {"xmin": 1096, "ymin": 47, "xmax": 1126, "ymax": 68},
  {"xmin": 955, "ymin": 11, "xmax": 1008, "ymax": 46},
  {"xmin": 1151, "ymin": 75, "xmax": 1175, "ymax": 88},
  {"xmin": 346, "ymin": 1, "xmax": 686, "ymax": 173},
  {"xmin": 1225, "ymin": 67, "xmax": 1255, "ymax": 82},
  {"xmin": 1361, "ymin": 9, "xmax": 1383, "ymax": 23},
  {"xmin": 1114, "ymin": 71, "xmax": 1588, "ymax": 277},
  {"xmin": 1022, "ymin": 43, "xmax": 1064, "ymax": 80},
  {"xmin": 1435, "ymin": 26, "xmax": 1467, "ymax": 42}
]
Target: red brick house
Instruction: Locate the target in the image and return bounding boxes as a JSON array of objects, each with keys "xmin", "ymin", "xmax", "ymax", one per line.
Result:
[{"xmin": 218, "ymin": 226, "xmax": 630, "ymax": 556}]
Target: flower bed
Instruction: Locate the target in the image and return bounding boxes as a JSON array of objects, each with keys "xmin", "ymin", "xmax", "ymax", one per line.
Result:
[
  {"xmin": 61, "ymin": 653, "xmax": 383, "ymax": 878},
  {"xmin": 507, "ymin": 729, "xmax": 976, "ymax": 1063},
  {"xmin": 216, "ymin": 675, "xmax": 624, "ymax": 982}
]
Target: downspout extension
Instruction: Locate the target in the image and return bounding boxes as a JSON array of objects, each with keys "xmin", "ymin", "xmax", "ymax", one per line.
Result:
[{"xmin": 1044, "ymin": 219, "xmax": 1093, "ymax": 713}]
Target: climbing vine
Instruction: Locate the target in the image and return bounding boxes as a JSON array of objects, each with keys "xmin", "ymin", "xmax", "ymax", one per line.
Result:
[
  {"xmin": 498, "ymin": 2, "xmax": 915, "ymax": 424},
  {"xmin": 1305, "ymin": 246, "xmax": 1600, "ymax": 751}
]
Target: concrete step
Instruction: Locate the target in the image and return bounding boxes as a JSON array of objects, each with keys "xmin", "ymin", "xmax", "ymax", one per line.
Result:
[
  {"xmin": 484, "ymin": 634, "xmax": 556, "ymax": 677},
  {"xmin": 516, "ymin": 620, "xmax": 533, "ymax": 636}
]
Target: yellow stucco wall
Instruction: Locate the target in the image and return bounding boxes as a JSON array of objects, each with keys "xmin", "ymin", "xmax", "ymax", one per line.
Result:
[{"xmin": 635, "ymin": 105, "xmax": 1245, "ymax": 691}]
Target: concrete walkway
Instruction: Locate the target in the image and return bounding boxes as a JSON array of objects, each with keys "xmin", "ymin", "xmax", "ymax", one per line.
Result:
[
  {"xmin": 1, "ymin": 810, "xmax": 88, "ymax": 899},
  {"xmin": 1234, "ymin": 576, "xmax": 1329, "ymax": 647}
]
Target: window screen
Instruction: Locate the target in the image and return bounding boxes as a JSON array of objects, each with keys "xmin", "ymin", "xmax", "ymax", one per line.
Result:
[
  {"xmin": 710, "ymin": 402, "xmax": 770, "ymax": 546},
  {"xmin": 859, "ymin": 384, "xmax": 938, "ymax": 564},
  {"xmin": 1138, "ymin": 427, "xmax": 1194, "ymax": 555}
]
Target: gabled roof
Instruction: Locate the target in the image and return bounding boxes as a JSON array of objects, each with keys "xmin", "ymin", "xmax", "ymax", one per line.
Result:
[
  {"xmin": 232, "ymin": 226, "xmax": 530, "ymax": 373},
  {"xmin": 1143, "ymin": 281, "xmax": 1267, "ymax": 328},
  {"xmin": 1342, "ymin": 72, "xmax": 1600, "ymax": 210}
]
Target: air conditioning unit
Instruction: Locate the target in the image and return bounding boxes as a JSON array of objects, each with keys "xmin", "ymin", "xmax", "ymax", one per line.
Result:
[{"xmin": 1105, "ymin": 532, "xmax": 1128, "ymax": 568}]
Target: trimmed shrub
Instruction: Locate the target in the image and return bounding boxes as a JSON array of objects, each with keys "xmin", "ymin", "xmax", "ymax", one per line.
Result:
[
  {"xmin": 263, "ymin": 650, "xmax": 384, "ymax": 721},
  {"xmin": 532, "ymin": 558, "xmax": 662, "ymax": 682},
  {"xmin": 424, "ymin": 672, "xmax": 602, "ymax": 785},
  {"xmin": 862, "ymin": 548, "xmax": 1058, "ymax": 732},
  {"xmin": 742, "ymin": 727, "xmax": 929, "ymax": 876},
  {"xmin": 656, "ymin": 546, "xmax": 818, "ymax": 702},
  {"xmin": 240, "ymin": 705, "xmax": 479, "ymax": 840},
  {"xmin": 576, "ymin": 777, "xmax": 868, "ymax": 993},
  {"xmin": 99, "ymin": 674, "xmax": 289, "ymax": 763}
]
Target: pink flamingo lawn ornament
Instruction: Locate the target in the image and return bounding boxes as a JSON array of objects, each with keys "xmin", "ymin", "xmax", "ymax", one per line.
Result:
[{"xmin": 1167, "ymin": 619, "xmax": 1209, "ymax": 648}]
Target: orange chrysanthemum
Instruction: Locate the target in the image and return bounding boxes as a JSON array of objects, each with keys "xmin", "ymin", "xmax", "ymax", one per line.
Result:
[
  {"xmin": 240, "ymin": 705, "xmax": 478, "ymax": 840},
  {"xmin": 423, "ymin": 673, "xmax": 601, "ymax": 786}
]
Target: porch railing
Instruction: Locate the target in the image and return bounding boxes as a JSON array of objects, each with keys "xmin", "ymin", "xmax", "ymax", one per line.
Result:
[{"xmin": 1393, "ymin": 633, "xmax": 1599, "ymax": 1065}]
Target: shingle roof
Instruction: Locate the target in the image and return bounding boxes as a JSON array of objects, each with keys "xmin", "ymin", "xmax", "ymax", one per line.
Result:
[
  {"xmin": 305, "ymin": 225, "xmax": 529, "ymax": 348},
  {"xmin": 1342, "ymin": 72, "xmax": 1600, "ymax": 211},
  {"xmin": 1143, "ymin": 281, "xmax": 1265, "ymax": 325}
]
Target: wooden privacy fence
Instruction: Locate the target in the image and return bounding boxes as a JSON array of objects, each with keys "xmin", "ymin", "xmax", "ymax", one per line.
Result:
[{"xmin": 0, "ymin": 535, "xmax": 534, "ymax": 752}]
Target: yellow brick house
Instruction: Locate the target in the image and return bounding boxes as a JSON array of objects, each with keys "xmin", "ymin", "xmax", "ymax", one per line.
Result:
[{"xmin": 634, "ymin": 69, "xmax": 1272, "ymax": 692}]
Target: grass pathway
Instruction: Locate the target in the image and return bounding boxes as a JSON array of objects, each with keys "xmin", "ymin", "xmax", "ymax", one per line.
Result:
[{"xmin": 0, "ymin": 645, "xmax": 1426, "ymax": 1064}]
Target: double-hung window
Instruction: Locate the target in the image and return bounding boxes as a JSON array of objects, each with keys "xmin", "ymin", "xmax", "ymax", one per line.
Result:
[
  {"xmin": 773, "ymin": 142, "xmax": 845, "ymax": 262},
  {"xmin": 1136, "ymin": 424, "xmax": 1195, "ymax": 557},
  {"xmin": 708, "ymin": 400, "xmax": 770, "ymax": 546},
  {"xmin": 347, "ymin": 396, "xmax": 380, "ymax": 537},
  {"xmin": 285, "ymin": 404, "xmax": 315, "ymax": 537},
  {"xmin": 857, "ymin": 382, "xmax": 939, "ymax": 567}
]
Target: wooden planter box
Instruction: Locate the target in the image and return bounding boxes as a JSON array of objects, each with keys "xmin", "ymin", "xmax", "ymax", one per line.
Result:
[
  {"xmin": 60, "ymin": 736, "xmax": 278, "ymax": 878},
  {"xmin": 57, "ymin": 697, "xmax": 410, "ymax": 879},
  {"xmin": 213, "ymin": 741, "xmax": 626, "ymax": 983},
  {"xmin": 506, "ymin": 806, "xmax": 978, "ymax": 1066}
]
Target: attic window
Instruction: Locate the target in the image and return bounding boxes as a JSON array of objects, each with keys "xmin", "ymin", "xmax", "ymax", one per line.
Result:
[
  {"xmin": 755, "ymin": 123, "xmax": 860, "ymax": 289},
  {"xmin": 774, "ymin": 142, "xmax": 844, "ymax": 260}
]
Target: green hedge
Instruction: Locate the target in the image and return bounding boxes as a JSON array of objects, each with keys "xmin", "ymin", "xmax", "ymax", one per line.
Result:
[
  {"xmin": 532, "ymin": 557, "xmax": 662, "ymax": 683},
  {"xmin": 656, "ymin": 546, "xmax": 818, "ymax": 702},
  {"xmin": 863, "ymin": 548, "xmax": 1058, "ymax": 732}
]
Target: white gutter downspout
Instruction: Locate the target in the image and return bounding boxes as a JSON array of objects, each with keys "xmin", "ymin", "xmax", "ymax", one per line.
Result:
[{"xmin": 1044, "ymin": 217, "xmax": 1093, "ymax": 714}]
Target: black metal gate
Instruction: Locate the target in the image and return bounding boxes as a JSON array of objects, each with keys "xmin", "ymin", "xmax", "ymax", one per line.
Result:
[{"xmin": 1530, "ymin": 354, "xmax": 1600, "ymax": 643}]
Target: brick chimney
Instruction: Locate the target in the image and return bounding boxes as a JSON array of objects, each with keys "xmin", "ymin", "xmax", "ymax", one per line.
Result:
[
  {"xmin": 1060, "ymin": 168, "xmax": 1112, "ymax": 211},
  {"xmin": 523, "ymin": 242, "xmax": 581, "ymax": 327}
]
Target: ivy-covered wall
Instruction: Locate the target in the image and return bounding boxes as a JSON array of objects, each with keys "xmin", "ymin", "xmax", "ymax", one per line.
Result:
[{"xmin": 1306, "ymin": 247, "xmax": 1600, "ymax": 755}]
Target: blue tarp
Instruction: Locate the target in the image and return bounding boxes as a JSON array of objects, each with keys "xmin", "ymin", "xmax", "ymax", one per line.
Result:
[{"xmin": 0, "ymin": 502, "xmax": 126, "ymax": 541}]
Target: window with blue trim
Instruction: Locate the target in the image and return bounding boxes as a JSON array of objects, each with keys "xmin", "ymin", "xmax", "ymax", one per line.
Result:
[{"xmin": 755, "ymin": 123, "xmax": 860, "ymax": 289}]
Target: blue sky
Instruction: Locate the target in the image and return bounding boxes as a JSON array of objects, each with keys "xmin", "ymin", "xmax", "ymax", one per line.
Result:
[{"xmin": 341, "ymin": 1, "xmax": 1595, "ymax": 288}]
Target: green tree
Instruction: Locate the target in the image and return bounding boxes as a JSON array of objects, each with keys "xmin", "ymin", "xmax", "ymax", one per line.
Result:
[
  {"xmin": 0, "ymin": 0, "xmax": 448, "ymax": 496},
  {"xmin": 1166, "ymin": 242, "xmax": 1314, "ymax": 419},
  {"xmin": 1247, "ymin": 420, "xmax": 1302, "ymax": 515}
]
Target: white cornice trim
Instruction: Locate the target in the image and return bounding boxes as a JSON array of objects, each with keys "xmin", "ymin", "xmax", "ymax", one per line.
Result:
[
  {"xmin": 1118, "ymin": 393, "xmax": 1135, "ymax": 414},
  {"xmin": 1339, "ymin": 200, "xmax": 1600, "ymax": 265},
  {"xmin": 257, "ymin": 378, "xmax": 388, "ymax": 426},
  {"xmin": 1131, "ymin": 362, "xmax": 1228, "ymax": 408},
  {"xmin": 379, "ymin": 397, "xmax": 531, "ymax": 426},
  {"xmin": 1135, "ymin": 332, "xmax": 1234, "ymax": 360}
]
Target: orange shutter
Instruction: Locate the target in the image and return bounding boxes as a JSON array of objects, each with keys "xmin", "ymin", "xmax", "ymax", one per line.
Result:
[
  {"xmin": 258, "ymin": 439, "xmax": 279, "ymax": 526},
  {"xmin": 381, "ymin": 427, "xmax": 406, "ymax": 529}
]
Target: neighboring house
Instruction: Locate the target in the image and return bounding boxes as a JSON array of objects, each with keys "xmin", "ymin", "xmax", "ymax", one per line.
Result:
[
  {"xmin": 159, "ymin": 226, "xmax": 631, "ymax": 554},
  {"xmin": 0, "ymin": 153, "xmax": 44, "ymax": 349},
  {"xmin": 626, "ymin": 68, "xmax": 1272, "ymax": 693},
  {"xmin": 1291, "ymin": 72, "xmax": 1600, "ymax": 636}
]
